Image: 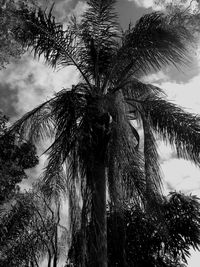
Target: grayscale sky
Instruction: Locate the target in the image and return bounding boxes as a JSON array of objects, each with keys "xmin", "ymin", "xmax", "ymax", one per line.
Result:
[{"xmin": 1, "ymin": 1, "xmax": 200, "ymax": 266}]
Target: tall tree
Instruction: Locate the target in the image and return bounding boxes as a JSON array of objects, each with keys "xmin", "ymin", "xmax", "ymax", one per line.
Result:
[{"xmin": 9, "ymin": 0, "xmax": 200, "ymax": 266}]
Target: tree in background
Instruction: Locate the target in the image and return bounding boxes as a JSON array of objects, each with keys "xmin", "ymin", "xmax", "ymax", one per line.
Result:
[
  {"xmin": 0, "ymin": 111, "xmax": 39, "ymax": 266},
  {"xmin": 0, "ymin": 0, "xmax": 36, "ymax": 68},
  {"xmin": 0, "ymin": 188, "xmax": 68, "ymax": 267},
  {"xmin": 8, "ymin": 0, "xmax": 200, "ymax": 266},
  {"xmin": 0, "ymin": 111, "xmax": 38, "ymax": 204},
  {"xmin": 67, "ymin": 192, "xmax": 200, "ymax": 267}
]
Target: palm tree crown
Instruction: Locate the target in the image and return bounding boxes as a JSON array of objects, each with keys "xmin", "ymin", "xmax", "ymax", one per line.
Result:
[{"xmin": 10, "ymin": 0, "xmax": 200, "ymax": 266}]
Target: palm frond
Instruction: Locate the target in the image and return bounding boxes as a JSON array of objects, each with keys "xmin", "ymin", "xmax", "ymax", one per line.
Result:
[
  {"xmin": 8, "ymin": 97, "xmax": 55, "ymax": 144},
  {"xmin": 123, "ymin": 79, "xmax": 200, "ymax": 165},
  {"xmin": 39, "ymin": 167, "xmax": 67, "ymax": 203},
  {"xmin": 14, "ymin": 5, "xmax": 92, "ymax": 87},
  {"xmin": 15, "ymin": 6, "xmax": 74, "ymax": 66},
  {"xmin": 113, "ymin": 12, "xmax": 193, "ymax": 84},
  {"xmin": 143, "ymin": 96, "xmax": 200, "ymax": 165},
  {"xmin": 78, "ymin": 0, "xmax": 119, "ymax": 84}
]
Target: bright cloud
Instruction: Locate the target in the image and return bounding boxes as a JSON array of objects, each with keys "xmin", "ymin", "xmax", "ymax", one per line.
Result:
[
  {"xmin": 128, "ymin": 0, "xmax": 160, "ymax": 9},
  {"xmin": 71, "ymin": 1, "xmax": 88, "ymax": 17},
  {"xmin": 129, "ymin": 0, "xmax": 199, "ymax": 11},
  {"xmin": 0, "ymin": 54, "xmax": 79, "ymax": 119}
]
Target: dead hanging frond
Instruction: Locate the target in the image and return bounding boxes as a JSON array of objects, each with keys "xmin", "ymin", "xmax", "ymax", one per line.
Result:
[
  {"xmin": 107, "ymin": 91, "xmax": 145, "ymax": 210},
  {"xmin": 141, "ymin": 111, "xmax": 164, "ymax": 213}
]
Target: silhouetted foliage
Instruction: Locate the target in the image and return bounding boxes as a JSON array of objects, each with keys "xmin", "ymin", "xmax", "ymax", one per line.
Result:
[
  {"xmin": 0, "ymin": 188, "xmax": 68, "ymax": 267},
  {"xmin": 0, "ymin": 111, "xmax": 39, "ymax": 266},
  {"xmin": 0, "ymin": 112, "xmax": 39, "ymax": 204},
  {"xmin": 67, "ymin": 192, "xmax": 200, "ymax": 267}
]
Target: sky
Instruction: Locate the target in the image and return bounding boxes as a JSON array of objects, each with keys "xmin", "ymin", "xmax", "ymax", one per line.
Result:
[{"xmin": 1, "ymin": 0, "xmax": 200, "ymax": 266}]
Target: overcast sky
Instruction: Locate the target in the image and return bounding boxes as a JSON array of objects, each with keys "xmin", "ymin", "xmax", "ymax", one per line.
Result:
[{"xmin": 1, "ymin": 0, "xmax": 200, "ymax": 266}]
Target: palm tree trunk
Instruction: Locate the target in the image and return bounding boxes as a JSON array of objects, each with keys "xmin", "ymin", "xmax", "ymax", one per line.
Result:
[
  {"xmin": 83, "ymin": 109, "xmax": 110, "ymax": 266},
  {"xmin": 91, "ymin": 158, "xmax": 107, "ymax": 267}
]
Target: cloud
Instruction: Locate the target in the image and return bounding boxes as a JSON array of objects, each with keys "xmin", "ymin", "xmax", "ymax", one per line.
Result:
[
  {"xmin": 128, "ymin": 0, "xmax": 199, "ymax": 12},
  {"xmin": 161, "ymin": 158, "xmax": 200, "ymax": 195},
  {"xmin": 71, "ymin": 1, "xmax": 88, "ymax": 17},
  {"xmin": 128, "ymin": 0, "xmax": 161, "ymax": 10},
  {"xmin": 36, "ymin": 0, "xmax": 88, "ymax": 22},
  {"xmin": 0, "ymin": 54, "xmax": 79, "ymax": 120}
]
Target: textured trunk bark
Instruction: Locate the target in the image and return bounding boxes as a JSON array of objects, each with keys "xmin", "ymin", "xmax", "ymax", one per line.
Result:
[
  {"xmin": 91, "ymin": 159, "xmax": 107, "ymax": 267},
  {"xmin": 84, "ymin": 106, "xmax": 110, "ymax": 267}
]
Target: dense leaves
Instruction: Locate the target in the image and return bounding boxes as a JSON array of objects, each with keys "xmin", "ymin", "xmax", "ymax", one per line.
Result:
[
  {"xmin": 68, "ymin": 192, "xmax": 200, "ymax": 267},
  {"xmin": 0, "ymin": 0, "xmax": 36, "ymax": 68},
  {"xmin": 0, "ymin": 112, "xmax": 39, "ymax": 266},
  {"xmin": 0, "ymin": 190, "xmax": 68, "ymax": 267},
  {"xmin": 0, "ymin": 112, "xmax": 38, "ymax": 203}
]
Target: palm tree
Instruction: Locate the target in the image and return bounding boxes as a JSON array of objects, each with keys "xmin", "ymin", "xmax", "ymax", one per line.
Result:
[{"xmin": 10, "ymin": 0, "xmax": 200, "ymax": 266}]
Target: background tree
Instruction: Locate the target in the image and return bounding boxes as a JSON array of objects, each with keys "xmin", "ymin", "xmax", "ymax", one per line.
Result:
[
  {"xmin": 9, "ymin": 0, "xmax": 200, "ymax": 266},
  {"xmin": 0, "ymin": 0, "xmax": 36, "ymax": 68},
  {"xmin": 0, "ymin": 111, "xmax": 39, "ymax": 266},
  {"xmin": 0, "ymin": 111, "xmax": 39, "ymax": 204},
  {"xmin": 0, "ymin": 187, "xmax": 68, "ymax": 267}
]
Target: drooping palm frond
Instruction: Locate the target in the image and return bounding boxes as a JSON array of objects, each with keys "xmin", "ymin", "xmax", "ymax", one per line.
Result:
[
  {"xmin": 107, "ymin": 91, "xmax": 146, "ymax": 209},
  {"xmin": 108, "ymin": 121, "xmax": 145, "ymax": 208},
  {"xmin": 39, "ymin": 168, "xmax": 67, "ymax": 203},
  {"xmin": 8, "ymin": 97, "xmax": 55, "ymax": 144},
  {"xmin": 123, "ymin": 78, "xmax": 165, "ymax": 98},
  {"xmin": 118, "ymin": 83, "xmax": 164, "ymax": 212},
  {"xmin": 111, "ymin": 11, "xmax": 193, "ymax": 87},
  {"xmin": 143, "ymin": 96, "xmax": 200, "ymax": 165},
  {"xmin": 123, "ymin": 79, "xmax": 200, "ymax": 165}
]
